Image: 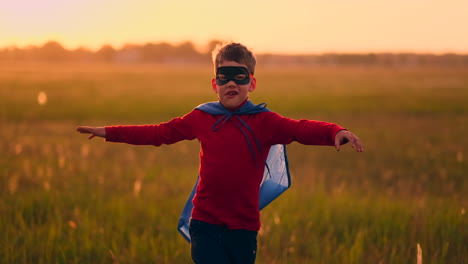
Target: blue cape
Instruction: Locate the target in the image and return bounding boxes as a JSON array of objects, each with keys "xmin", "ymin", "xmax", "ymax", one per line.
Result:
[{"xmin": 177, "ymin": 101, "xmax": 291, "ymax": 242}]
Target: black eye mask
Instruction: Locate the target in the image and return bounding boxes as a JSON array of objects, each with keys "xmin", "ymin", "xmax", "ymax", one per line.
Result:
[{"xmin": 216, "ymin": 66, "xmax": 251, "ymax": 85}]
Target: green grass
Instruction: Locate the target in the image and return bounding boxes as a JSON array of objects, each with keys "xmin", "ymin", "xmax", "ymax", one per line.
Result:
[{"xmin": 1, "ymin": 62, "xmax": 467, "ymax": 263}]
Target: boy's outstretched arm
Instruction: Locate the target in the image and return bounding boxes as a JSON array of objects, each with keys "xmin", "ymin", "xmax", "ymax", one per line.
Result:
[
  {"xmin": 76, "ymin": 126, "xmax": 106, "ymax": 140},
  {"xmin": 335, "ymin": 130, "xmax": 363, "ymax": 152}
]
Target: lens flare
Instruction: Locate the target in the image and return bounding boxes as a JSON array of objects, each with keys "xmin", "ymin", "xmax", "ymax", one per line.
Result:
[{"xmin": 37, "ymin": 91, "xmax": 47, "ymax": 105}]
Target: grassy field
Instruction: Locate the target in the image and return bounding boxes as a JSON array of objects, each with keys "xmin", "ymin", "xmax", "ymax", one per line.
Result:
[{"xmin": 1, "ymin": 62, "xmax": 467, "ymax": 263}]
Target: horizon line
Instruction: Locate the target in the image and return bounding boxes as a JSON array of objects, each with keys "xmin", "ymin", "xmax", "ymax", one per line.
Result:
[{"xmin": 1, "ymin": 40, "xmax": 468, "ymax": 56}]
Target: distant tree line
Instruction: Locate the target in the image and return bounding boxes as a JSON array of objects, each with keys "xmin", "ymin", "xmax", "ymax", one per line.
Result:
[
  {"xmin": 0, "ymin": 40, "xmax": 217, "ymax": 63},
  {"xmin": 1, "ymin": 40, "xmax": 467, "ymax": 67}
]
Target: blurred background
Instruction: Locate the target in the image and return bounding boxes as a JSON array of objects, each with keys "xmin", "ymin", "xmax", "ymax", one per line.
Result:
[{"xmin": 1, "ymin": 0, "xmax": 467, "ymax": 263}]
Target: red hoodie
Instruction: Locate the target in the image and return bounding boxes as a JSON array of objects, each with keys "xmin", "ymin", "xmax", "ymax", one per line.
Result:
[{"xmin": 105, "ymin": 108, "xmax": 343, "ymax": 231}]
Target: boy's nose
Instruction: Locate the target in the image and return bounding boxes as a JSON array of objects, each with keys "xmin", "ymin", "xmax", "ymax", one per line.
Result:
[{"xmin": 226, "ymin": 80, "xmax": 237, "ymax": 86}]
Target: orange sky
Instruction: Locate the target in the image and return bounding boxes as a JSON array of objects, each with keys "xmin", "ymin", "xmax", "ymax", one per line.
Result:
[{"xmin": 1, "ymin": 0, "xmax": 467, "ymax": 54}]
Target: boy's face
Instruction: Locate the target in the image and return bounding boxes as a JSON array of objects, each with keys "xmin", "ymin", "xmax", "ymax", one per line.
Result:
[{"xmin": 212, "ymin": 60, "xmax": 256, "ymax": 110}]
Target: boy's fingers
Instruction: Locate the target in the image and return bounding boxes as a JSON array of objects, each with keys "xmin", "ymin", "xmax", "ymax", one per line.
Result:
[
  {"xmin": 335, "ymin": 138, "xmax": 341, "ymax": 151},
  {"xmin": 335, "ymin": 130, "xmax": 364, "ymax": 152},
  {"xmin": 76, "ymin": 127, "xmax": 89, "ymax": 133},
  {"xmin": 355, "ymin": 140, "xmax": 361, "ymax": 152},
  {"xmin": 88, "ymin": 134, "xmax": 96, "ymax": 140},
  {"xmin": 353, "ymin": 138, "xmax": 363, "ymax": 152}
]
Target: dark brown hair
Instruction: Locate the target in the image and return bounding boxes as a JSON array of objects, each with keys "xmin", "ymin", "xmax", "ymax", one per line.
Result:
[{"xmin": 212, "ymin": 42, "xmax": 256, "ymax": 75}]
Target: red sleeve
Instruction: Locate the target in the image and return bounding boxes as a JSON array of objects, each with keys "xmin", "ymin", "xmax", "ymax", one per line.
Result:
[
  {"xmin": 264, "ymin": 112, "xmax": 344, "ymax": 146},
  {"xmin": 105, "ymin": 111, "xmax": 197, "ymax": 146}
]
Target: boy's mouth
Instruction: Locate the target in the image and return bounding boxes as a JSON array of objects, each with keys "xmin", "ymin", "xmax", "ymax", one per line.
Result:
[{"xmin": 226, "ymin": 91, "xmax": 238, "ymax": 96}]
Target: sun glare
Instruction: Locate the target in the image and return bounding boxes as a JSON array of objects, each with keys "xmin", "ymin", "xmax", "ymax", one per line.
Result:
[
  {"xmin": 37, "ymin": 91, "xmax": 47, "ymax": 105},
  {"xmin": 1, "ymin": 0, "xmax": 467, "ymax": 53}
]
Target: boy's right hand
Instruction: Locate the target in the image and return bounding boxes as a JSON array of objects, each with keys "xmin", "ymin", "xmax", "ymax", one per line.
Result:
[{"xmin": 76, "ymin": 126, "xmax": 106, "ymax": 139}]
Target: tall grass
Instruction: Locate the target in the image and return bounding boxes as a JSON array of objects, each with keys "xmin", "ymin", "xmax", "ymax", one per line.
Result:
[{"xmin": 1, "ymin": 62, "xmax": 467, "ymax": 263}]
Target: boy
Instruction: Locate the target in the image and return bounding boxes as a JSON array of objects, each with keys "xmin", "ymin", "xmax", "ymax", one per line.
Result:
[{"xmin": 76, "ymin": 42, "xmax": 363, "ymax": 264}]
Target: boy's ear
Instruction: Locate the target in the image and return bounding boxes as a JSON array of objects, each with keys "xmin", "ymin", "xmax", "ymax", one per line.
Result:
[
  {"xmin": 211, "ymin": 78, "xmax": 218, "ymax": 93},
  {"xmin": 248, "ymin": 77, "xmax": 257, "ymax": 92}
]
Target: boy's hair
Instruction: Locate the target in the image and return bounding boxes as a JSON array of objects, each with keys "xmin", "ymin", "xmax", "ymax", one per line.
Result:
[{"xmin": 212, "ymin": 42, "xmax": 256, "ymax": 75}]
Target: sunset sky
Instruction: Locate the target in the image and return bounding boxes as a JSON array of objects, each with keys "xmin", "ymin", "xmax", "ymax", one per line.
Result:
[{"xmin": 1, "ymin": 0, "xmax": 467, "ymax": 54}]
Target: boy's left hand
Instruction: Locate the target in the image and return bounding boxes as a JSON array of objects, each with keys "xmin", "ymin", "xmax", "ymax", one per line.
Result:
[{"xmin": 335, "ymin": 130, "xmax": 363, "ymax": 152}]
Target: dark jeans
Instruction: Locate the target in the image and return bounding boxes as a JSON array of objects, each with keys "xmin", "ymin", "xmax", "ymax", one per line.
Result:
[{"xmin": 189, "ymin": 219, "xmax": 258, "ymax": 264}]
